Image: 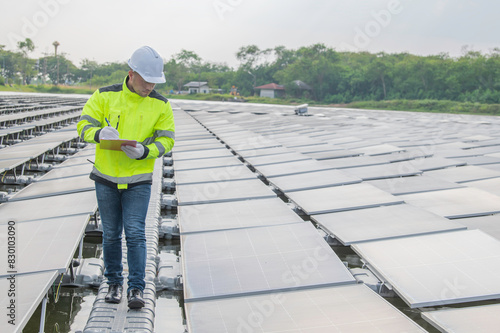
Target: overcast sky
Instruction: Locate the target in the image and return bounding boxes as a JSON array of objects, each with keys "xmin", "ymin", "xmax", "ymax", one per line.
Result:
[{"xmin": 1, "ymin": 0, "xmax": 499, "ymax": 68}]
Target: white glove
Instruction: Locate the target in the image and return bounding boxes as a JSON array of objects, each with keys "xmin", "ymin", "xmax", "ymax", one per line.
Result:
[
  {"xmin": 99, "ymin": 127, "xmax": 119, "ymax": 140},
  {"xmin": 122, "ymin": 144, "xmax": 145, "ymax": 159}
]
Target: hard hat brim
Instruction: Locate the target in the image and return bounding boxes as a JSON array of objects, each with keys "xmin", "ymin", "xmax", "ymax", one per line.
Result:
[{"xmin": 142, "ymin": 73, "xmax": 166, "ymax": 84}]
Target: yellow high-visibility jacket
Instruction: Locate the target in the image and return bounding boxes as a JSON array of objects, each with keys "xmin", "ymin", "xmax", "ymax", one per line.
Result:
[{"xmin": 77, "ymin": 76, "xmax": 175, "ymax": 189}]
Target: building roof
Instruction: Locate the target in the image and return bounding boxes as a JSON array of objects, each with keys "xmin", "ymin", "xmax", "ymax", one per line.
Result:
[
  {"xmin": 254, "ymin": 83, "xmax": 285, "ymax": 90},
  {"xmin": 184, "ymin": 81, "xmax": 208, "ymax": 87}
]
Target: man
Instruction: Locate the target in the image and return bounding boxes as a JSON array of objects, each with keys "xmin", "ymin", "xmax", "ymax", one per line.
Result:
[{"xmin": 77, "ymin": 46, "xmax": 175, "ymax": 309}]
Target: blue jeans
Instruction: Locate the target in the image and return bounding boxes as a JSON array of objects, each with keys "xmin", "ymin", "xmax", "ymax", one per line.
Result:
[{"xmin": 95, "ymin": 182, "xmax": 151, "ymax": 292}]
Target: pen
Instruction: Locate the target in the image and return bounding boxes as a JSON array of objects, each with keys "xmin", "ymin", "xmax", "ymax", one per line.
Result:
[{"xmin": 105, "ymin": 117, "xmax": 119, "ymax": 130}]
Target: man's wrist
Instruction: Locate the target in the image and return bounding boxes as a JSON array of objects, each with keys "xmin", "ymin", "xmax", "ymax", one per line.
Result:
[
  {"xmin": 137, "ymin": 145, "xmax": 149, "ymax": 160},
  {"xmin": 94, "ymin": 129, "xmax": 102, "ymax": 143}
]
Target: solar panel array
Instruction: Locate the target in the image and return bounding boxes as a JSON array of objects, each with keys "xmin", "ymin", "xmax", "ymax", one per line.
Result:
[
  {"xmin": 170, "ymin": 100, "xmax": 500, "ymax": 332},
  {"xmin": 168, "ymin": 99, "xmax": 500, "ymax": 332},
  {"xmin": 4, "ymin": 92, "xmax": 500, "ymax": 332},
  {"xmin": 0, "ymin": 93, "xmax": 96, "ymax": 332}
]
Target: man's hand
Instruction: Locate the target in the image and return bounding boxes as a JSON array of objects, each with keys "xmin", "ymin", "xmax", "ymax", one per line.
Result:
[
  {"xmin": 99, "ymin": 127, "xmax": 120, "ymax": 140},
  {"xmin": 122, "ymin": 144, "xmax": 145, "ymax": 159}
]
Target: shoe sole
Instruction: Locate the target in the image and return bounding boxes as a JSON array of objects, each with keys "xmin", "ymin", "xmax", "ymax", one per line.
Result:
[
  {"xmin": 128, "ymin": 299, "xmax": 145, "ymax": 309},
  {"xmin": 104, "ymin": 298, "xmax": 121, "ymax": 304}
]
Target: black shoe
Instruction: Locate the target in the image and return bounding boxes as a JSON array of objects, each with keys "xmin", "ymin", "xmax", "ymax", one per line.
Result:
[
  {"xmin": 127, "ymin": 288, "xmax": 145, "ymax": 309},
  {"xmin": 105, "ymin": 284, "xmax": 123, "ymax": 304}
]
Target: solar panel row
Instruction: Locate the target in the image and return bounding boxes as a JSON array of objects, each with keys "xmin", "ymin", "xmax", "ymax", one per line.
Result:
[{"xmin": 171, "ymin": 102, "xmax": 433, "ymax": 332}]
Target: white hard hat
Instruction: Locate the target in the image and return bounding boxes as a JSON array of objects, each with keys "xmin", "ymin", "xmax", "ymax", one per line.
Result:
[{"xmin": 128, "ymin": 46, "xmax": 166, "ymax": 84}]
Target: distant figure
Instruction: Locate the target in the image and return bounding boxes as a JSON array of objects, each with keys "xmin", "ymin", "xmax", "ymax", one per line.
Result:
[{"xmin": 77, "ymin": 46, "xmax": 175, "ymax": 309}]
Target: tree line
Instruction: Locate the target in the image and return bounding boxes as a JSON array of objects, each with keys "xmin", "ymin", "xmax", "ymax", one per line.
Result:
[{"xmin": 1, "ymin": 39, "xmax": 499, "ymax": 104}]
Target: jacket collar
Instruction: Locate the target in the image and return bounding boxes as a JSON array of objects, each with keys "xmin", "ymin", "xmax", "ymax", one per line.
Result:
[{"xmin": 123, "ymin": 76, "xmax": 145, "ymax": 102}]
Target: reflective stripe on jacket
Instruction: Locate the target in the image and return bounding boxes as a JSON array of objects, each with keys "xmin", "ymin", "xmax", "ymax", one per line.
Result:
[{"xmin": 77, "ymin": 76, "xmax": 175, "ymax": 188}]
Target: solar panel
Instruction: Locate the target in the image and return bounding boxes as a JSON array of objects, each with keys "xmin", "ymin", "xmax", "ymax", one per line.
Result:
[
  {"xmin": 174, "ymin": 165, "xmax": 257, "ymax": 185},
  {"xmin": 432, "ymin": 148, "xmax": 483, "ymax": 159},
  {"xmin": 173, "ymin": 149, "xmax": 235, "ymax": 161},
  {"xmin": 236, "ymin": 146, "xmax": 292, "ymax": 158},
  {"xmin": 0, "ymin": 214, "xmax": 90, "ymax": 276},
  {"xmin": 286, "ymin": 183, "xmax": 404, "ymax": 215},
  {"xmin": 311, "ymin": 204, "xmax": 466, "ymax": 245},
  {"xmin": 322, "ymin": 155, "xmax": 389, "ymax": 169},
  {"xmin": 186, "ymin": 284, "xmax": 427, "ymax": 333},
  {"xmin": 176, "ymin": 179, "xmax": 276, "ymax": 206},
  {"xmin": 340, "ymin": 161, "xmax": 422, "ymax": 180},
  {"xmin": 482, "ymin": 163, "xmax": 500, "ymax": 172},
  {"xmin": 172, "ymin": 142, "xmax": 226, "ymax": 153},
  {"xmin": 173, "ymin": 138, "xmax": 221, "ymax": 148},
  {"xmin": 182, "ymin": 223, "xmax": 356, "ymax": 302},
  {"xmin": 173, "ymin": 156, "xmax": 243, "ymax": 171},
  {"xmin": 63, "ymin": 145, "xmax": 95, "ymax": 158},
  {"xmin": 254, "ymin": 159, "xmax": 335, "ymax": 178},
  {"xmin": 244, "ymin": 152, "xmax": 311, "ymax": 166},
  {"xmin": 367, "ymin": 175, "xmax": 464, "ymax": 195},
  {"xmin": 220, "ymin": 134, "xmax": 280, "ymax": 151},
  {"xmin": 352, "ymin": 143, "xmax": 405, "ymax": 156},
  {"xmin": 433, "ymin": 141, "xmax": 478, "ymax": 150},
  {"xmin": 292, "ymin": 143, "xmax": 340, "ymax": 154},
  {"xmin": 464, "ymin": 145, "xmax": 500, "ymax": 155},
  {"xmin": 462, "ymin": 135, "xmax": 495, "ymax": 142},
  {"xmin": 422, "ymin": 303, "xmax": 500, "ymax": 333},
  {"xmin": 400, "ymin": 187, "xmax": 500, "ymax": 218},
  {"xmin": 268, "ymin": 169, "xmax": 362, "ymax": 192},
  {"xmin": 408, "ymin": 156, "xmax": 467, "ymax": 171},
  {"xmin": 36, "ymin": 163, "xmax": 93, "ymax": 181},
  {"xmin": 276, "ymin": 137, "xmax": 326, "ymax": 148},
  {"xmin": 464, "ymin": 177, "xmax": 500, "ymax": 197},
  {"xmin": 352, "ymin": 229, "xmax": 500, "ymax": 308},
  {"xmin": 0, "ymin": 270, "xmax": 59, "ymax": 333},
  {"xmin": 374, "ymin": 149, "xmax": 433, "ymax": 163},
  {"xmin": 0, "ymin": 144, "xmax": 54, "ymax": 161},
  {"xmin": 304, "ymin": 149, "xmax": 361, "ymax": 160},
  {"xmin": 0, "ymin": 191, "xmax": 97, "ymax": 223},
  {"xmin": 454, "ymin": 214, "xmax": 500, "ymax": 241},
  {"xmin": 425, "ymin": 165, "xmax": 500, "ymax": 183},
  {"xmin": 54, "ymin": 155, "xmax": 94, "ymax": 168},
  {"xmin": 174, "ymin": 133, "xmax": 214, "ymax": 141},
  {"xmin": 326, "ymin": 136, "xmax": 364, "ymax": 145},
  {"xmin": 455, "ymin": 155, "xmax": 500, "ymax": 166},
  {"xmin": 9, "ymin": 174, "xmax": 94, "ymax": 201},
  {"xmin": 178, "ymin": 198, "xmax": 303, "ymax": 234}
]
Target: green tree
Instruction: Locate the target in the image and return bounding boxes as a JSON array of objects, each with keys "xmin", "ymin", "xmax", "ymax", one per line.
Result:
[
  {"xmin": 80, "ymin": 59, "xmax": 98, "ymax": 89},
  {"xmin": 0, "ymin": 48, "xmax": 20, "ymax": 84},
  {"xmin": 17, "ymin": 38, "xmax": 36, "ymax": 84},
  {"xmin": 366, "ymin": 53, "xmax": 393, "ymax": 100}
]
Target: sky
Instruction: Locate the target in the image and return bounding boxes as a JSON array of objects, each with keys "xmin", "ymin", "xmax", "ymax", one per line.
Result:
[{"xmin": 1, "ymin": 0, "xmax": 499, "ymax": 68}]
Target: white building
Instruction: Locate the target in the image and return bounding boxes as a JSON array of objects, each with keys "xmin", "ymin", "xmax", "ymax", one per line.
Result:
[
  {"xmin": 254, "ymin": 83, "xmax": 285, "ymax": 98},
  {"xmin": 184, "ymin": 81, "xmax": 210, "ymax": 94}
]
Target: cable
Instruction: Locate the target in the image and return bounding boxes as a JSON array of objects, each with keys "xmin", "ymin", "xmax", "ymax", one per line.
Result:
[{"xmin": 53, "ymin": 273, "xmax": 64, "ymax": 303}]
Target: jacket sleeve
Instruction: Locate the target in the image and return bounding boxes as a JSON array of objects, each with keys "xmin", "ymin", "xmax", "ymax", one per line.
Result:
[
  {"xmin": 143, "ymin": 101, "xmax": 175, "ymax": 159},
  {"xmin": 77, "ymin": 90, "xmax": 104, "ymax": 144}
]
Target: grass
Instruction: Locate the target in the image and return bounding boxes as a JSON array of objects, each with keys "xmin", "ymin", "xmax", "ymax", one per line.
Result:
[
  {"xmin": 2, "ymin": 84, "xmax": 499, "ymax": 116},
  {"xmin": 0, "ymin": 84, "xmax": 94, "ymax": 95},
  {"xmin": 347, "ymin": 99, "xmax": 500, "ymax": 116}
]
